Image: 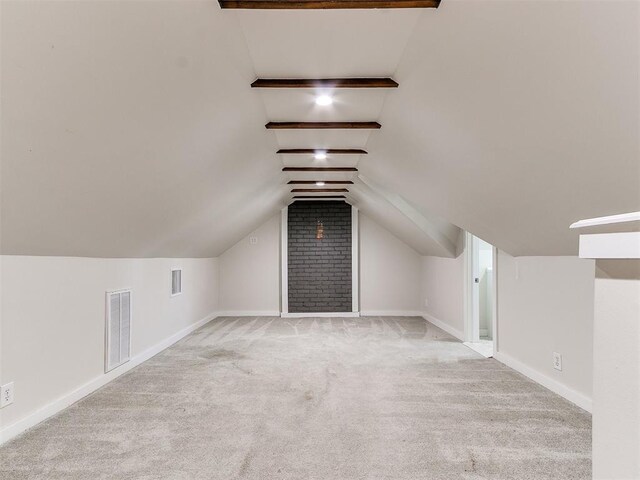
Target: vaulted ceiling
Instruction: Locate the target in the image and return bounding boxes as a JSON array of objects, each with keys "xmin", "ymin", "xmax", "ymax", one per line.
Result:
[{"xmin": 1, "ymin": 0, "xmax": 638, "ymax": 257}]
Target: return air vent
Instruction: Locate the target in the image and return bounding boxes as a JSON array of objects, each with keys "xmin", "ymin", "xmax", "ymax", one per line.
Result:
[{"xmin": 105, "ymin": 290, "xmax": 131, "ymax": 372}]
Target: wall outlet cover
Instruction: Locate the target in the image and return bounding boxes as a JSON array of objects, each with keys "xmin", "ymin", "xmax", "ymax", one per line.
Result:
[
  {"xmin": 424, "ymin": 298, "xmax": 429, "ymax": 307},
  {"xmin": 249, "ymin": 236, "xmax": 258, "ymax": 245},
  {"xmin": 1, "ymin": 382, "xmax": 14, "ymax": 408},
  {"xmin": 553, "ymin": 352, "xmax": 562, "ymax": 371}
]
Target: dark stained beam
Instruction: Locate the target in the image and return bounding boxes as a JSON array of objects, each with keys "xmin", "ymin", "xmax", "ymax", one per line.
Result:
[
  {"xmin": 220, "ymin": 0, "xmax": 440, "ymax": 9},
  {"xmin": 277, "ymin": 148, "xmax": 367, "ymax": 155},
  {"xmin": 252, "ymin": 78, "xmax": 398, "ymax": 89},
  {"xmin": 283, "ymin": 167, "xmax": 357, "ymax": 172},
  {"xmin": 266, "ymin": 122, "xmax": 380, "ymax": 130},
  {"xmin": 292, "ymin": 188, "xmax": 349, "ymax": 193},
  {"xmin": 293, "ymin": 195, "xmax": 347, "ymax": 199},
  {"xmin": 288, "ymin": 180, "xmax": 354, "ymax": 185}
]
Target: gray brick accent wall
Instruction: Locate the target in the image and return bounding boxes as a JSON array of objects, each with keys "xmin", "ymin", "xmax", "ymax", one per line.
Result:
[{"xmin": 288, "ymin": 201, "xmax": 352, "ymax": 313}]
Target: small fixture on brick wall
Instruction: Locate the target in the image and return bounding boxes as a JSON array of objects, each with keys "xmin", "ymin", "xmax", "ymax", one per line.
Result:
[{"xmin": 316, "ymin": 220, "xmax": 324, "ymax": 240}]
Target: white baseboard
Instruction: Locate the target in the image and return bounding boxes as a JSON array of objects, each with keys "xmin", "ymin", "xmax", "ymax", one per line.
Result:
[
  {"xmin": 422, "ymin": 312, "xmax": 465, "ymax": 340},
  {"xmin": 281, "ymin": 312, "xmax": 360, "ymax": 318},
  {"xmin": 493, "ymin": 351, "xmax": 593, "ymax": 413},
  {"xmin": 360, "ymin": 310, "xmax": 423, "ymax": 317},
  {"xmin": 0, "ymin": 311, "xmax": 219, "ymax": 446},
  {"xmin": 217, "ymin": 310, "xmax": 280, "ymax": 317}
]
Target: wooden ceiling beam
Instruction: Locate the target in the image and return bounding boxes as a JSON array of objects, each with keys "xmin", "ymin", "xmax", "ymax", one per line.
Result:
[
  {"xmin": 266, "ymin": 121, "xmax": 380, "ymax": 130},
  {"xmin": 252, "ymin": 78, "xmax": 398, "ymax": 88},
  {"xmin": 293, "ymin": 195, "xmax": 347, "ymax": 199},
  {"xmin": 220, "ymin": 0, "xmax": 440, "ymax": 9},
  {"xmin": 283, "ymin": 167, "xmax": 357, "ymax": 172},
  {"xmin": 288, "ymin": 180, "xmax": 354, "ymax": 185},
  {"xmin": 292, "ymin": 188, "xmax": 349, "ymax": 193},
  {"xmin": 277, "ymin": 148, "xmax": 367, "ymax": 155}
]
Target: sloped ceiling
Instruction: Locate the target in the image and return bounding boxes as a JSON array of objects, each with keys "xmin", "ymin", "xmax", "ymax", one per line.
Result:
[
  {"xmin": 1, "ymin": 1, "xmax": 285, "ymax": 257},
  {"xmin": 363, "ymin": 0, "xmax": 640, "ymax": 256},
  {"xmin": 1, "ymin": 0, "xmax": 638, "ymax": 257}
]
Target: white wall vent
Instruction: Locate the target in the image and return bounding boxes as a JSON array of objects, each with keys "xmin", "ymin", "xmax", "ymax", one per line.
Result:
[
  {"xmin": 171, "ymin": 269, "xmax": 182, "ymax": 296},
  {"xmin": 105, "ymin": 290, "xmax": 132, "ymax": 372}
]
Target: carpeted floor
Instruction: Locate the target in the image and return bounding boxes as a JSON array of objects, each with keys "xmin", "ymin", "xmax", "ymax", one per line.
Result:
[{"xmin": 0, "ymin": 316, "xmax": 591, "ymax": 479}]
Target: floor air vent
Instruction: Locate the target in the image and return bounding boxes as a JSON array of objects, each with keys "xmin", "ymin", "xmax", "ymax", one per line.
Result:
[{"xmin": 105, "ymin": 290, "xmax": 131, "ymax": 372}]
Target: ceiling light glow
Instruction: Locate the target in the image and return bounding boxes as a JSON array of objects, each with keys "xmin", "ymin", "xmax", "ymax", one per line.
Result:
[
  {"xmin": 315, "ymin": 181, "xmax": 326, "ymax": 186},
  {"xmin": 314, "ymin": 151, "xmax": 327, "ymax": 160},
  {"xmin": 315, "ymin": 95, "xmax": 333, "ymax": 106}
]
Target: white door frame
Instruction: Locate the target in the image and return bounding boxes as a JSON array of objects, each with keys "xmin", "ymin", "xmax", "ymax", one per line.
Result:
[
  {"xmin": 491, "ymin": 246, "xmax": 498, "ymax": 352},
  {"xmin": 463, "ymin": 232, "xmax": 498, "ymax": 352},
  {"xmin": 351, "ymin": 206, "xmax": 360, "ymax": 313},
  {"xmin": 280, "ymin": 206, "xmax": 288, "ymax": 314},
  {"xmin": 463, "ymin": 232, "xmax": 478, "ymax": 342}
]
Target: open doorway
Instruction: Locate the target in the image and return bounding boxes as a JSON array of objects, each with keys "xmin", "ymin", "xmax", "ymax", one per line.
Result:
[{"xmin": 464, "ymin": 233, "xmax": 497, "ymax": 358}]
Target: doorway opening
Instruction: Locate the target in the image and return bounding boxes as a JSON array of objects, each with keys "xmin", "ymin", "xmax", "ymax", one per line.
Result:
[{"xmin": 464, "ymin": 233, "xmax": 497, "ymax": 358}]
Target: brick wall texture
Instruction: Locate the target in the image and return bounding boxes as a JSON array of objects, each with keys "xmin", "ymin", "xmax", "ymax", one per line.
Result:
[{"xmin": 288, "ymin": 201, "xmax": 352, "ymax": 313}]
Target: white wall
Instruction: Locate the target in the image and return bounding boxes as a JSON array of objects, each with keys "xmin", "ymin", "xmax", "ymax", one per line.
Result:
[
  {"xmin": 219, "ymin": 214, "xmax": 280, "ymax": 315},
  {"xmin": 421, "ymin": 246, "xmax": 596, "ymax": 411},
  {"xmin": 359, "ymin": 214, "xmax": 422, "ymax": 315},
  {"xmin": 0, "ymin": 256, "xmax": 219, "ymax": 441},
  {"xmin": 421, "ymin": 254, "xmax": 465, "ymax": 339},
  {"xmin": 495, "ymin": 252, "xmax": 595, "ymax": 411},
  {"xmin": 218, "ymin": 212, "xmax": 424, "ymax": 317},
  {"xmin": 592, "ymin": 272, "xmax": 640, "ymax": 480}
]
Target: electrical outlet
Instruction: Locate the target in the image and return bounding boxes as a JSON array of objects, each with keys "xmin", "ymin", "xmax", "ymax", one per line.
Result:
[
  {"xmin": 553, "ymin": 352, "xmax": 562, "ymax": 371},
  {"xmin": 249, "ymin": 236, "xmax": 258, "ymax": 245},
  {"xmin": 424, "ymin": 298, "xmax": 429, "ymax": 307},
  {"xmin": 1, "ymin": 382, "xmax": 14, "ymax": 408}
]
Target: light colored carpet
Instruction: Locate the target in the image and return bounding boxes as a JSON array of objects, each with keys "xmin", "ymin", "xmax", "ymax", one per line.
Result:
[{"xmin": 0, "ymin": 316, "xmax": 591, "ymax": 479}]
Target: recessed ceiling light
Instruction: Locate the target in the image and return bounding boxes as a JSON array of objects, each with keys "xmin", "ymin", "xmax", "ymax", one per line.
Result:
[
  {"xmin": 314, "ymin": 151, "xmax": 327, "ymax": 160},
  {"xmin": 315, "ymin": 181, "xmax": 326, "ymax": 186},
  {"xmin": 315, "ymin": 95, "xmax": 333, "ymax": 106}
]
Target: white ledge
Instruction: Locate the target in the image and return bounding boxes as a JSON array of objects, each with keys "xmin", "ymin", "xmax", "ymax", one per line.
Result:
[{"xmin": 570, "ymin": 211, "xmax": 640, "ymax": 229}]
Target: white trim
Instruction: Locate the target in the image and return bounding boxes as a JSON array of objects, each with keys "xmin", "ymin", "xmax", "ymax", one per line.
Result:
[
  {"xmin": 292, "ymin": 198, "xmax": 352, "ymax": 203},
  {"xmin": 422, "ymin": 313, "xmax": 464, "ymax": 341},
  {"xmin": 463, "ymin": 232, "xmax": 474, "ymax": 342},
  {"xmin": 360, "ymin": 310, "xmax": 423, "ymax": 317},
  {"xmin": 492, "ymin": 246, "xmax": 499, "ymax": 353},
  {"xmin": 280, "ymin": 207, "xmax": 288, "ymax": 314},
  {"xmin": 570, "ymin": 211, "xmax": 640, "ymax": 229},
  {"xmin": 0, "ymin": 311, "xmax": 219, "ymax": 446},
  {"xmin": 217, "ymin": 311, "xmax": 280, "ymax": 317},
  {"xmin": 464, "ymin": 234, "xmax": 498, "ymax": 346},
  {"xmin": 493, "ymin": 351, "xmax": 592, "ymax": 413},
  {"xmin": 281, "ymin": 312, "xmax": 360, "ymax": 318},
  {"xmin": 352, "ymin": 206, "xmax": 359, "ymax": 313},
  {"xmin": 471, "ymin": 234, "xmax": 480, "ymax": 342}
]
